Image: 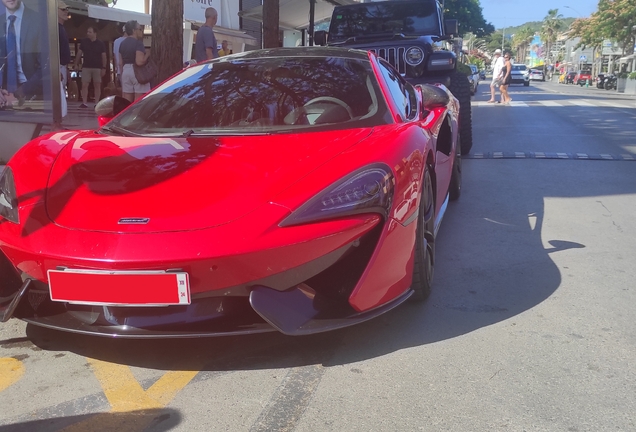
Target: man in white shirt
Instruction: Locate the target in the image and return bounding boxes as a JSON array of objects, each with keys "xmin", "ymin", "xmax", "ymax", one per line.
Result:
[
  {"xmin": 488, "ymin": 49, "xmax": 505, "ymax": 103},
  {"xmin": 113, "ymin": 25, "xmax": 127, "ymax": 87}
]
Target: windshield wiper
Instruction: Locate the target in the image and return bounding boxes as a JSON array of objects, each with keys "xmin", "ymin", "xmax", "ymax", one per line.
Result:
[{"xmin": 100, "ymin": 125, "xmax": 142, "ymax": 137}]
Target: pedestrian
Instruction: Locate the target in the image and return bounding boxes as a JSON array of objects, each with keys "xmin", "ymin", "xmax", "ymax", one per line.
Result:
[
  {"xmin": 113, "ymin": 24, "xmax": 127, "ymax": 89},
  {"xmin": 499, "ymin": 52, "xmax": 512, "ymax": 105},
  {"xmin": 218, "ymin": 40, "xmax": 230, "ymax": 56},
  {"xmin": 74, "ymin": 26, "xmax": 107, "ymax": 108},
  {"xmin": 487, "ymin": 48, "xmax": 505, "ymax": 103},
  {"xmin": 119, "ymin": 20, "xmax": 150, "ymax": 102},
  {"xmin": 0, "ymin": 0, "xmax": 44, "ymax": 107},
  {"xmin": 195, "ymin": 7, "xmax": 218, "ymax": 62},
  {"xmin": 58, "ymin": 0, "xmax": 71, "ymax": 120}
]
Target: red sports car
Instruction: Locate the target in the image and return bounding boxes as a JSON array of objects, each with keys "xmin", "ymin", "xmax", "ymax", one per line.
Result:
[{"xmin": 0, "ymin": 47, "xmax": 461, "ymax": 338}]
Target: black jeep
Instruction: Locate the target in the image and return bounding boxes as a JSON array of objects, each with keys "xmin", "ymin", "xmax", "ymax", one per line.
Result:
[{"xmin": 318, "ymin": 0, "xmax": 473, "ymax": 154}]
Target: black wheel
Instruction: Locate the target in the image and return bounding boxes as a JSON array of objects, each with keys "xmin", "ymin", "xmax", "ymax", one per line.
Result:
[
  {"xmin": 449, "ymin": 135, "xmax": 462, "ymax": 201},
  {"xmin": 411, "ymin": 168, "xmax": 435, "ymax": 302},
  {"xmin": 448, "ymin": 71, "xmax": 473, "ymax": 155},
  {"xmin": 524, "ymin": 81, "xmax": 530, "ymax": 87}
]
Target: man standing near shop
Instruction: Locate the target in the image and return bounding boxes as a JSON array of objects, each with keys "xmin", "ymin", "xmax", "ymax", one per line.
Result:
[
  {"xmin": 58, "ymin": 0, "xmax": 70, "ymax": 118},
  {"xmin": 112, "ymin": 24, "xmax": 127, "ymax": 88},
  {"xmin": 74, "ymin": 26, "xmax": 106, "ymax": 108},
  {"xmin": 0, "ymin": 0, "xmax": 44, "ymax": 106},
  {"xmin": 195, "ymin": 7, "xmax": 218, "ymax": 62},
  {"xmin": 487, "ymin": 48, "xmax": 505, "ymax": 103}
]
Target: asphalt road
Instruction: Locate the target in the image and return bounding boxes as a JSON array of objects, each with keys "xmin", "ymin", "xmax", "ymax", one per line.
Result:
[{"xmin": 1, "ymin": 80, "xmax": 636, "ymax": 432}]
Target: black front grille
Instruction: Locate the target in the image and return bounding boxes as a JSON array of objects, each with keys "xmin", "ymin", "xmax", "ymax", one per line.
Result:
[{"xmin": 369, "ymin": 47, "xmax": 407, "ymax": 74}]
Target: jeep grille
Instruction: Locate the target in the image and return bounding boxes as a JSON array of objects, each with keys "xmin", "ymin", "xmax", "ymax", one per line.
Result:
[{"xmin": 369, "ymin": 47, "xmax": 407, "ymax": 74}]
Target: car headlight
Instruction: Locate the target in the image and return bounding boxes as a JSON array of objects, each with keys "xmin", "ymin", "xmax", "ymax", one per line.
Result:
[
  {"xmin": 279, "ymin": 164, "xmax": 394, "ymax": 227},
  {"xmin": 405, "ymin": 47, "xmax": 425, "ymax": 66},
  {"xmin": 0, "ymin": 167, "xmax": 19, "ymax": 224}
]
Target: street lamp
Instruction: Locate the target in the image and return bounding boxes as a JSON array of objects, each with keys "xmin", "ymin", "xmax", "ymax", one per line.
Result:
[{"xmin": 563, "ymin": 5, "xmax": 582, "ymax": 18}]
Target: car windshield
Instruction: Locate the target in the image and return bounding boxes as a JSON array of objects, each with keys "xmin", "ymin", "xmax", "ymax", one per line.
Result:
[
  {"xmin": 512, "ymin": 65, "xmax": 527, "ymax": 71},
  {"xmin": 328, "ymin": 1, "xmax": 440, "ymax": 42},
  {"xmin": 107, "ymin": 56, "xmax": 385, "ymax": 136}
]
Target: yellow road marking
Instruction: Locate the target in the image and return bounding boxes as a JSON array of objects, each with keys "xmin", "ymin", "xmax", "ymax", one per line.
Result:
[
  {"xmin": 0, "ymin": 357, "xmax": 25, "ymax": 392},
  {"xmin": 62, "ymin": 358, "xmax": 199, "ymax": 432}
]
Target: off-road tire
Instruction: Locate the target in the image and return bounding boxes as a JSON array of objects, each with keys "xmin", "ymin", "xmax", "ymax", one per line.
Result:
[
  {"xmin": 410, "ymin": 168, "xmax": 435, "ymax": 302},
  {"xmin": 448, "ymin": 71, "xmax": 473, "ymax": 155}
]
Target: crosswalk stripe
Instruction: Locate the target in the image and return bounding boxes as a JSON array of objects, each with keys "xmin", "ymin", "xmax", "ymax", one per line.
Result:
[
  {"xmin": 510, "ymin": 101, "xmax": 529, "ymax": 107},
  {"xmin": 569, "ymin": 100, "xmax": 595, "ymax": 106},
  {"xmin": 538, "ymin": 101, "xmax": 561, "ymax": 107}
]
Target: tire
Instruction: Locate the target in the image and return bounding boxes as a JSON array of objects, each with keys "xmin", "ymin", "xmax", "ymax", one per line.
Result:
[
  {"xmin": 448, "ymin": 70, "xmax": 473, "ymax": 155},
  {"xmin": 411, "ymin": 168, "xmax": 435, "ymax": 302},
  {"xmin": 449, "ymin": 135, "xmax": 462, "ymax": 201},
  {"xmin": 524, "ymin": 81, "xmax": 529, "ymax": 87}
]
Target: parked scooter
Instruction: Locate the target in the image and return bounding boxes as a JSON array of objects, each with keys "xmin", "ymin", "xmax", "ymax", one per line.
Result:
[{"xmin": 604, "ymin": 74, "xmax": 617, "ymax": 91}]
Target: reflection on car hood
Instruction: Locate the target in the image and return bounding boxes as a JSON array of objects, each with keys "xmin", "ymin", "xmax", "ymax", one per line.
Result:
[{"xmin": 45, "ymin": 129, "xmax": 372, "ymax": 233}]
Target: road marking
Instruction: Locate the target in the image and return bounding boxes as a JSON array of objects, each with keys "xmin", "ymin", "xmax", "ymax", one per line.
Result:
[
  {"xmin": 569, "ymin": 100, "xmax": 595, "ymax": 107},
  {"xmin": 61, "ymin": 358, "xmax": 198, "ymax": 432},
  {"xmin": 539, "ymin": 101, "xmax": 561, "ymax": 107},
  {"xmin": 510, "ymin": 101, "xmax": 529, "ymax": 107},
  {"xmin": 0, "ymin": 357, "xmax": 25, "ymax": 392},
  {"xmin": 464, "ymin": 152, "xmax": 636, "ymax": 160}
]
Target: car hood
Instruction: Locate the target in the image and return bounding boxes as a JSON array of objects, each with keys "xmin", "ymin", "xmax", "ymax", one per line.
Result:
[{"xmin": 45, "ymin": 129, "xmax": 372, "ymax": 233}]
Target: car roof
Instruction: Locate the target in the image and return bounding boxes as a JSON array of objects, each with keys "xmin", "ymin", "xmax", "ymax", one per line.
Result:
[{"xmin": 218, "ymin": 47, "xmax": 371, "ymax": 62}]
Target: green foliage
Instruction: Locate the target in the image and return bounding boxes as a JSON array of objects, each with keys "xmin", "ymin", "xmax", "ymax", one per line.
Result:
[
  {"xmin": 457, "ymin": 62, "xmax": 473, "ymax": 75},
  {"xmin": 570, "ymin": 0, "xmax": 636, "ymax": 54},
  {"xmin": 618, "ymin": 71, "xmax": 629, "ymax": 79},
  {"xmin": 629, "ymin": 71, "xmax": 636, "ymax": 80},
  {"xmin": 443, "ymin": 0, "xmax": 495, "ymax": 37}
]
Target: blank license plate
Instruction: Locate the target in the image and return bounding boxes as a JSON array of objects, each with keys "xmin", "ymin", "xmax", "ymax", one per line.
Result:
[{"xmin": 48, "ymin": 269, "xmax": 190, "ymax": 306}]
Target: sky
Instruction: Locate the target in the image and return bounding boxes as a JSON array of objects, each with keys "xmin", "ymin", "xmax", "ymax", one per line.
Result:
[
  {"xmin": 479, "ymin": 0, "xmax": 600, "ymax": 28},
  {"xmin": 112, "ymin": 0, "xmax": 601, "ymax": 30}
]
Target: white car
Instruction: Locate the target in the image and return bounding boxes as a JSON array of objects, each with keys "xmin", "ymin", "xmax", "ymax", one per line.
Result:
[
  {"xmin": 529, "ymin": 70, "xmax": 545, "ymax": 81},
  {"xmin": 510, "ymin": 64, "xmax": 530, "ymax": 86}
]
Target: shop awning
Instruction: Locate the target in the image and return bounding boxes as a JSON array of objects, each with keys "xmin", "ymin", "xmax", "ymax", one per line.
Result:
[
  {"xmin": 66, "ymin": 1, "xmax": 152, "ymax": 26},
  {"xmin": 239, "ymin": 0, "xmax": 359, "ymax": 30},
  {"xmin": 88, "ymin": 4, "xmax": 151, "ymax": 26}
]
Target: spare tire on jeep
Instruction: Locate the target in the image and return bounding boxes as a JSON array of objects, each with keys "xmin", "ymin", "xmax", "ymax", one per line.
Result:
[{"xmin": 448, "ymin": 70, "xmax": 473, "ymax": 155}]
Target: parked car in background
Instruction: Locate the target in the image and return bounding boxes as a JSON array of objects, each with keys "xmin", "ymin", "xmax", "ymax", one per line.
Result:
[
  {"xmin": 529, "ymin": 69, "xmax": 545, "ymax": 81},
  {"xmin": 510, "ymin": 64, "xmax": 530, "ymax": 86},
  {"xmin": 575, "ymin": 70, "xmax": 593, "ymax": 86},
  {"xmin": 468, "ymin": 64, "xmax": 480, "ymax": 95}
]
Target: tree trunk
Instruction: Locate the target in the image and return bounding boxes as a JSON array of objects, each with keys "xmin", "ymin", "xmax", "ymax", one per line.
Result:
[
  {"xmin": 150, "ymin": 0, "xmax": 184, "ymax": 84},
  {"xmin": 262, "ymin": 0, "xmax": 280, "ymax": 48}
]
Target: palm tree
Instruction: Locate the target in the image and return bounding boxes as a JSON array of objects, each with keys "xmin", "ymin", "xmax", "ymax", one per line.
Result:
[
  {"xmin": 541, "ymin": 9, "xmax": 564, "ymax": 69},
  {"xmin": 513, "ymin": 26, "xmax": 535, "ymax": 64}
]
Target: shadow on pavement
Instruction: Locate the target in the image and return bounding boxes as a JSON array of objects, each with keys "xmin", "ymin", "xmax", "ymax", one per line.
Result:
[{"xmin": 0, "ymin": 408, "xmax": 181, "ymax": 432}]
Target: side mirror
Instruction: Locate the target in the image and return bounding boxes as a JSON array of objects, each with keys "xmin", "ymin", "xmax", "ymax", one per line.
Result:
[
  {"xmin": 95, "ymin": 95, "xmax": 131, "ymax": 126},
  {"xmin": 444, "ymin": 19, "xmax": 458, "ymax": 36},
  {"xmin": 313, "ymin": 30, "xmax": 328, "ymax": 46},
  {"xmin": 416, "ymin": 84, "xmax": 450, "ymax": 111}
]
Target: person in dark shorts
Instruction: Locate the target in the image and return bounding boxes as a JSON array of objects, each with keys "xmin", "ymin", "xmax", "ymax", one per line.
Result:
[
  {"xmin": 119, "ymin": 20, "xmax": 150, "ymax": 102},
  {"xmin": 74, "ymin": 26, "xmax": 106, "ymax": 108},
  {"xmin": 499, "ymin": 52, "xmax": 512, "ymax": 105}
]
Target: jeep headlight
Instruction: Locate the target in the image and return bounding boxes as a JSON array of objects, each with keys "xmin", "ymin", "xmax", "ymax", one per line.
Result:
[
  {"xmin": 0, "ymin": 167, "xmax": 19, "ymax": 224},
  {"xmin": 405, "ymin": 47, "xmax": 424, "ymax": 66}
]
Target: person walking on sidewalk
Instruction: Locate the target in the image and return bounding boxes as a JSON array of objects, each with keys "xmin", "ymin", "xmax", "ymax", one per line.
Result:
[
  {"xmin": 74, "ymin": 26, "xmax": 106, "ymax": 108},
  {"xmin": 195, "ymin": 7, "xmax": 218, "ymax": 62},
  {"xmin": 119, "ymin": 20, "xmax": 150, "ymax": 102},
  {"xmin": 487, "ymin": 49, "xmax": 505, "ymax": 103}
]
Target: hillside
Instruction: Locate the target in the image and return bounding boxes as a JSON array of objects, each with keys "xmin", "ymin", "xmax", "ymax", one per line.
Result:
[{"xmin": 500, "ymin": 18, "xmax": 577, "ymax": 34}]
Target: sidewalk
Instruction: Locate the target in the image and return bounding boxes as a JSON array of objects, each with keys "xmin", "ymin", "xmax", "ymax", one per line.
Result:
[{"xmin": 1, "ymin": 101, "xmax": 99, "ymax": 169}]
